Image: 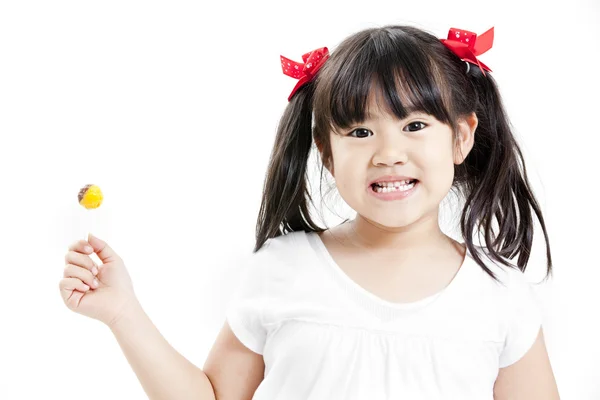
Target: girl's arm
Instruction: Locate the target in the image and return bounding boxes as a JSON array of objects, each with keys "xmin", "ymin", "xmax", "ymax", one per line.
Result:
[
  {"xmin": 110, "ymin": 301, "xmax": 265, "ymax": 400},
  {"xmin": 109, "ymin": 300, "xmax": 216, "ymax": 400},
  {"xmin": 202, "ymin": 321, "xmax": 266, "ymax": 400},
  {"xmin": 493, "ymin": 328, "xmax": 560, "ymax": 399}
]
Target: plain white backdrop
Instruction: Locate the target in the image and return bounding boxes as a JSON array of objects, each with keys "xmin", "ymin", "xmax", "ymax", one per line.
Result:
[{"xmin": 0, "ymin": 0, "xmax": 598, "ymax": 398}]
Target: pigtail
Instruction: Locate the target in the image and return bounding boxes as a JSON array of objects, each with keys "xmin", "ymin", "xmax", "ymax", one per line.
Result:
[
  {"xmin": 254, "ymin": 83, "xmax": 324, "ymax": 253},
  {"xmin": 457, "ymin": 66, "xmax": 553, "ymax": 280}
]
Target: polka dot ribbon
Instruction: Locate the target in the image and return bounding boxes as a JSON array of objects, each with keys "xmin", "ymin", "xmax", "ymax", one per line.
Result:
[
  {"xmin": 440, "ymin": 27, "xmax": 494, "ymax": 76},
  {"xmin": 280, "ymin": 47, "xmax": 329, "ymax": 101}
]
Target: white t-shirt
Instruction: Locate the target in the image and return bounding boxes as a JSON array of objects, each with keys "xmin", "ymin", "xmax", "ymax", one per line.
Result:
[{"xmin": 226, "ymin": 230, "xmax": 543, "ymax": 400}]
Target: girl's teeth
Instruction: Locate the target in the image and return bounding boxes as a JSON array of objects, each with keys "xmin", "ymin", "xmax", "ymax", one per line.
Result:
[
  {"xmin": 374, "ymin": 181, "xmax": 416, "ymax": 193},
  {"xmin": 375, "ymin": 180, "xmax": 412, "ymax": 187}
]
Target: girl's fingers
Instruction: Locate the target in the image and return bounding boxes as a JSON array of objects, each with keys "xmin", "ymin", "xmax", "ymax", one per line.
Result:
[
  {"xmin": 64, "ymin": 250, "xmax": 98, "ymax": 275},
  {"xmin": 59, "ymin": 277, "xmax": 91, "ymax": 294},
  {"xmin": 63, "ymin": 264, "xmax": 99, "ymax": 290},
  {"xmin": 68, "ymin": 239, "xmax": 95, "ymax": 255},
  {"xmin": 59, "ymin": 277, "xmax": 89, "ymax": 307}
]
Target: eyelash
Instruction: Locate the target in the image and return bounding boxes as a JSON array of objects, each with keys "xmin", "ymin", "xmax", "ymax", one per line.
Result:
[{"xmin": 346, "ymin": 121, "xmax": 428, "ymax": 138}]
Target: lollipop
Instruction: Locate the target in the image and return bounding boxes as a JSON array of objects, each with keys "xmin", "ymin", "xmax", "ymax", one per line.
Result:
[
  {"xmin": 78, "ymin": 184, "xmax": 103, "ymax": 209},
  {"xmin": 78, "ymin": 184, "xmax": 103, "ymax": 242}
]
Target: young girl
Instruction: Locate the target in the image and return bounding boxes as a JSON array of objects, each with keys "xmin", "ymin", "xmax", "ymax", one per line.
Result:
[{"xmin": 59, "ymin": 24, "xmax": 560, "ymax": 399}]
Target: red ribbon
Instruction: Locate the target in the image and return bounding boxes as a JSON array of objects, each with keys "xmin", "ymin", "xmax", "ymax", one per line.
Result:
[
  {"xmin": 281, "ymin": 47, "xmax": 329, "ymax": 101},
  {"xmin": 440, "ymin": 27, "xmax": 494, "ymax": 76}
]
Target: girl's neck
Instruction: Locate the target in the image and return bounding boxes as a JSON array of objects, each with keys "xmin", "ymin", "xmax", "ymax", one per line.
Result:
[{"xmin": 344, "ymin": 214, "xmax": 451, "ymax": 254}]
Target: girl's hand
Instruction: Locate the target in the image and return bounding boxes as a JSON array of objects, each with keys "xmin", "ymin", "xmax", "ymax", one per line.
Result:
[{"xmin": 59, "ymin": 233, "xmax": 137, "ymax": 327}]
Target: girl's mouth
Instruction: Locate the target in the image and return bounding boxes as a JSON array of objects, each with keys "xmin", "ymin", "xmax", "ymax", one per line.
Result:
[{"xmin": 369, "ymin": 179, "xmax": 419, "ymax": 200}]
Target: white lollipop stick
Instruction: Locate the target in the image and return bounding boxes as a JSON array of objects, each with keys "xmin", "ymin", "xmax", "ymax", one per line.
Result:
[
  {"xmin": 84, "ymin": 208, "xmax": 103, "ymax": 266},
  {"xmin": 83, "ymin": 208, "xmax": 96, "ymax": 241}
]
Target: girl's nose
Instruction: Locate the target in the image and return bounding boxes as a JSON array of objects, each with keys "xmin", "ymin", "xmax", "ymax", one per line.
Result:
[{"xmin": 372, "ymin": 135, "xmax": 409, "ymax": 166}]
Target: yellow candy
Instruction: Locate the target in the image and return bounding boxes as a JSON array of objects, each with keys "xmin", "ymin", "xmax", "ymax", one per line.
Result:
[{"xmin": 78, "ymin": 184, "xmax": 103, "ymax": 209}]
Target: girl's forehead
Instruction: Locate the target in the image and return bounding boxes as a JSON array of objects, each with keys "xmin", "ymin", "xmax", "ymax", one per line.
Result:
[
  {"xmin": 365, "ymin": 104, "xmax": 426, "ymax": 120},
  {"xmin": 364, "ymin": 89, "xmax": 423, "ymax": 120}
]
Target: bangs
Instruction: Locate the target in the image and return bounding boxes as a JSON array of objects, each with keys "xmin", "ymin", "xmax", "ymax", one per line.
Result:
[{"xmin": 314, "ymin": 28, "xmax": 453, "ymax": 133}]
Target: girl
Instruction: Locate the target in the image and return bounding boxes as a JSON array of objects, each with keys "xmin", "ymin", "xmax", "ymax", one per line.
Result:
[{"xmin": 60, "ymin": 24, "xmax": 560, "ymax": 399}]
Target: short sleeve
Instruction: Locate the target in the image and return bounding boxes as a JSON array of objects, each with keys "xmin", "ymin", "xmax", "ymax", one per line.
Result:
[
  {"xmin": 226, "ymin": 253, "xmax": 267, "ymax": 355},
  {"xmin": 498, "ymin": 270, "xmax": 544, "ymax": 368}
]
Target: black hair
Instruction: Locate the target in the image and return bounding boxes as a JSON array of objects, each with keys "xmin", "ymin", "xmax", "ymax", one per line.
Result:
[{"xmin": 254, "ymin": 25, "xmax": 552, "ymax": 281}]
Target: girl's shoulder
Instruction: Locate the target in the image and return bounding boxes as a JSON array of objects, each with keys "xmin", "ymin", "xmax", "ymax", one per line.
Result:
[
  {"xmin": 260, "ymin": 230, "xmax": 306, "ymax": 249},
  {"xmin": 242, "ymin": 231, "xmax": 312, "ymax": 277},
  {"xmin": 229, "ymin": 231, "xmax": 307, "ymax": 294},
  {"xmin": 465, "ymin": 244, "xmax": 538, "ymax": 294},
  {"xmin": 253, "ymin": 230, "xmax": 308, "ymax": 260}
]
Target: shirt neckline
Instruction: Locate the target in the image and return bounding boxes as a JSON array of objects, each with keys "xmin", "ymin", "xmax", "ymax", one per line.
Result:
[{"xmin": 302, "ymin": 230, "xmax": 472, "ymax": 318}]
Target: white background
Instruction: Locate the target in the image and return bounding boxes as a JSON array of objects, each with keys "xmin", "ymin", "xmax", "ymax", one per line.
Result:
[{"xmin": 1, "ymin": 0, "xmax": 598, "ymax": 398}]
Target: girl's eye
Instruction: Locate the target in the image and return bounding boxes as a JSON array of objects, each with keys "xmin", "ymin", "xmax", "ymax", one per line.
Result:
[
  {"xmin": 347, "ymin": 122, "xmax": 427, "ymax": 137},
  {"xmin": 348, "ymin": 128, "xmax": 372, "ymax": 138},
  {"xmin": 405, "ymin": 121, "xmax": 427, "ymax": 132}
]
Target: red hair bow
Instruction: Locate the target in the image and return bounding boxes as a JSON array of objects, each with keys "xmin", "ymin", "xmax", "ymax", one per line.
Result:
[
  {"xmin": 440, "ymin": 27, "xmax": 494, "ymax": 76},
  {"xmin": 281, "ymin": 47, "xmax": 329, "ymax": 101}
]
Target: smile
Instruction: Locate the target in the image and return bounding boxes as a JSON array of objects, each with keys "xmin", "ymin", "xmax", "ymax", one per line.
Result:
[{"xmin": 368, "ymin": 180, "xmax": 419, "ymax": 201}]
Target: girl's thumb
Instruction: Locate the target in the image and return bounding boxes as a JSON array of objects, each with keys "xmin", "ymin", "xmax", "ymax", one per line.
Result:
[{"xmin": 87, "ymin": 233, "xmax": 119, "ymax": 262}]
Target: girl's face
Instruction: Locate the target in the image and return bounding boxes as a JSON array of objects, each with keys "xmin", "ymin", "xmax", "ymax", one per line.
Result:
[{"xmin": 325, "ymin": 94, "xmax": 477, "ymax": 230}]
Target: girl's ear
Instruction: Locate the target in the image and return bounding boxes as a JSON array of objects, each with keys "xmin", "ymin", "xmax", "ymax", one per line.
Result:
[
  {"xmin": 315, "ymin": 136, "xmax": 334, "ymax": 176},
  {"xmin": 453, "ymin": 112, "xmax": 478, "ymax": 165}
]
